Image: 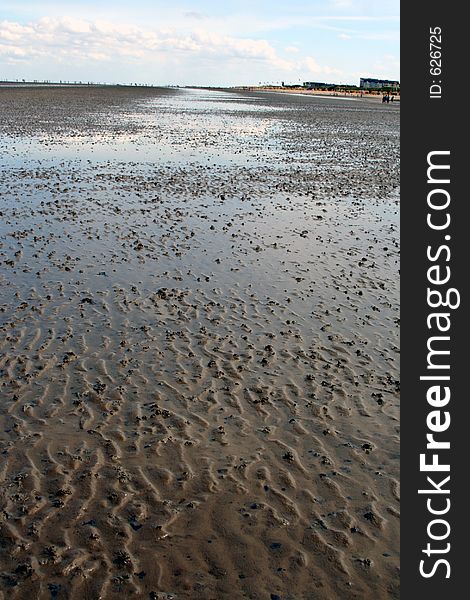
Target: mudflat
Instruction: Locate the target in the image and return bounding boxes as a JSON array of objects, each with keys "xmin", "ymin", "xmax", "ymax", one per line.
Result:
[{"xmin": 0, "ymin": 86, "xmax": 400, "ymax": 600}]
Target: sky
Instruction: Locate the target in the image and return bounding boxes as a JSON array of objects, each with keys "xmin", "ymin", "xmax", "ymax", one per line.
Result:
[{"xmin": 0, "ymin": 1, "xmax": 399, "ymax": 86}]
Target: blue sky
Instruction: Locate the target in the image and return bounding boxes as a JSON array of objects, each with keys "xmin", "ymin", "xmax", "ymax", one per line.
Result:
[{"xmin": 0, "ymin": 1, "xmax": 399, "ymax": 86}]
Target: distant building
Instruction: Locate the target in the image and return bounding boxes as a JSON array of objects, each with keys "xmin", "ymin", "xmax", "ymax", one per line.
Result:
[
  {"xmin": 360, "ymin": 78, "xmax": 400, "ymax": 90},
  {"xmin": 303, "ymin": 81, "xmax": 334, "ymax": 89}
]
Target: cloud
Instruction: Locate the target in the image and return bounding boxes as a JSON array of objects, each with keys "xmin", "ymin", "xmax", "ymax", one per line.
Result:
[
  {"xmin": 0, "ymin": 18, "xmax": 267, "ymax": 62},
  {"xmin": 182, "ymin": 11, "xmax": 207, "ymax": 21},
  {"xmin": 0, "ymin": 16, "xmax": 338, "ymax": 79},
  {"xmin": 302, "ymin": 56, "xmax": 341, "ymax": 77},
  {"xmin": 336, "ymin": 30, "xmax": 398, "ymax": 42}
]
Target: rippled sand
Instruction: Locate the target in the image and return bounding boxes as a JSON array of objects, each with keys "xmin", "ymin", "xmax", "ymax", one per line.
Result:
[{"xmin": 0, "ymin": 86, "xmax": 399, "ymax": 600}]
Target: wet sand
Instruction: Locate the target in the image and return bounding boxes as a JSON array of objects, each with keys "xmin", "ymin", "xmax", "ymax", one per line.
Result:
[{"xmin": 0, "ymin": 86, "xmax": 399, "ymax": 600}]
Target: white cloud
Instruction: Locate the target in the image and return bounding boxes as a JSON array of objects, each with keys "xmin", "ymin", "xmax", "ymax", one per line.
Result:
[
  {"xmin": 0, "ymin": 18, "xmax": 268, "ymax": 62},
  {"xmin": 0, "ymin": 16, "xmax": 338, "ymax": 80},
  {"xmin": 302, "ymin": 56, "xmax": 341, "ymax": 77},
  {"xmin": 182, "ymin": 11, "xmax": 207, "ymax": 21}
]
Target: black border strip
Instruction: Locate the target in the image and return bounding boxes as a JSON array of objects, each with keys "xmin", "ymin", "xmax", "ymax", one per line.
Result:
[{"xmin": 401, "ymin": 2, "xmax": 467, "ymax": 596}]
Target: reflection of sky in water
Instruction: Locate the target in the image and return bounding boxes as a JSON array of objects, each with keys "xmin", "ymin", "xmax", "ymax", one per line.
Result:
[
  {"xmin": 0, "ymin": 88, "xmax": 285, "ymax": 170},
  {"xmin": 144, "ymin": 88, "xmax": 288, "ymax": 112}
]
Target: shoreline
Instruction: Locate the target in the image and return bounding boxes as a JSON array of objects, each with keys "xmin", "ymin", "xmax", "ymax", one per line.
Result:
[{"xmin": 231, "ymin": 86, "xmax": 400, "ymax": 101}]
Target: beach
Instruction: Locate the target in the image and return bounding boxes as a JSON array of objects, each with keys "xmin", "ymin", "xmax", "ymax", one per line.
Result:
[
  {"xmin": 233, "ymin": 87, "xmax": 399, "ymax": 101},
  {"xmin": 0, "ymin": 86, "xmax": 400, "ymax": 600}
]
